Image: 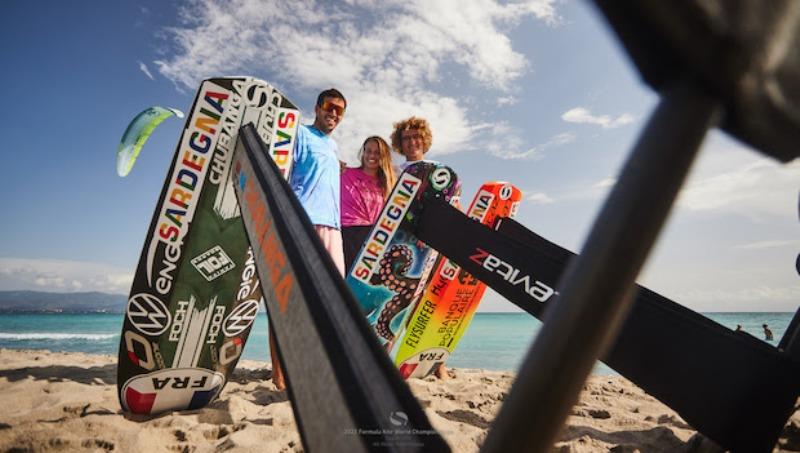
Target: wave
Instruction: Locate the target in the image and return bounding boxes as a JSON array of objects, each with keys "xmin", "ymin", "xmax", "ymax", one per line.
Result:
[{"xmin": 0, "ymin": 332, "xmax": 117, "ymax": 341}]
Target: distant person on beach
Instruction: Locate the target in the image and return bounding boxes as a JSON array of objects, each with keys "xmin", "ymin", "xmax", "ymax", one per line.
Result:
[
  {"xmin": 271, "ymin": 88, "xmax": 347, "ymax": 391},
  {"xmin": 763, "ymin": 324, "xmax": 774, "ymax": 341},
  {"xmin": 340, "ymin": 136, "xmax": 396, "ymax": 272}
]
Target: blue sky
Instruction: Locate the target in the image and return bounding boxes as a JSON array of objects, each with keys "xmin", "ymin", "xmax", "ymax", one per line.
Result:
[{"xmin": 1, "ymin": 0, "xmax": 798, "ymax": 312}]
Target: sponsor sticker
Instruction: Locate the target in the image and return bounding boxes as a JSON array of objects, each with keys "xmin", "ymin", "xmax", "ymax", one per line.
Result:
[
  {"xmin": 223, "ymin": 299, "xmax": 260, "ymax": 337},
  {"xmin": 271, "ymin": 107, "xmax": 299, "ymax": 178},
  {"xmin": 124, "ymin": 330, "xmax": 156, "ymax": 371},
  {"xmin": 170, "ymin": 296, "xmax": 222, "ymax": 368},
  {"xmin": 430, "ymin": 168, "xmax": 451, "ymax": 191},
  {"xmin": 499, "ymin": 183, "xmax": 513, "ymax": 200},
  {"xmin": 469, "ymin": 248, "xmax": 555, "ymax": 302},
  {"xmin": 350, "ymin": 172, "xmax": 422, "ymax": 282},
  {"xmin": 398, "ymin": 347, "xmax": 449, "ymax": 379},
  {"xmin": 191, "ymin": 245, "xmax": 236, "ymax": 281},
  {"xmin": 121, "ymin": 368, "xmax": 225, "ymax": 414},
  {"xmin": 439, "ymin": 259, "xmax": 459, "ymax": 281},
  {"xmin": 127, "ymin": 293, "xmax": 171, "ymax": 336},
  {"xmin": 219, "ymin": 337, "xmax": 244, "ymax": 366},
  {"xmin": 468, "ymin": 190, "xmax": 495, "ymax": 224}
]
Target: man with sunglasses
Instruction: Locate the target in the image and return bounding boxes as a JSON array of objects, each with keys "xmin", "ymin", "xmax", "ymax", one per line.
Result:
[{"xmin": 272, "ymin": 88, "xmax": 347, "ymax": 390}]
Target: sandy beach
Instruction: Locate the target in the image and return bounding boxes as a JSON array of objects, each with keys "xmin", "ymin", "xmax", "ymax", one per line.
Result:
[{"xmin": 0, "ymin": 348, "xmax": 797, "ymax": 452}]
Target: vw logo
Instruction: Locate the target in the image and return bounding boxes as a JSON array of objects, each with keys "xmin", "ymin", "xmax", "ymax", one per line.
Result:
[
  {"xmin": 223, "ymin": 299, "xmax": 260, "ymax": 337},
  {"xmin": 127, "ymin": 293, "xmax": 171, "ymax": 336}
]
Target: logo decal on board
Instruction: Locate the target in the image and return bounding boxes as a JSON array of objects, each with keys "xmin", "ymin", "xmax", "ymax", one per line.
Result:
[
  {"xmin": 389, "ymin": 411, "xmax": 409, "ymax": 427},
  {"xmin": 127, "ymin": 293, "xmax": 171, "ymax": 336},
  {"xmin": 223, "ymin": 299, "xmax": 260, "ymax": 337},
  {"xmin": 469, "ymin": 248, "xmax": 555, "ymax": 302},
  {"xmin": 219, "ymin": 337, "xmax": 244, "ymax": 366},
  {"xmin": 398, "ymin": 347, "xmax": 449, "ymax": 379},
  {"xmin": 124, "ymin": 330, "xmax": 156, "ymax": 370},
  {"xmin": 350, "ymin": 172, "xmax": 422, "ymax": 283},
  {"xmin": 121, "ymin": 368, "xmax": 225, "ymax": 415},
  {"xmin": 499, "ymin": 184, "xmax": 513, "ymax": 200},
  {"xmin": 191, "ymin": 245, "xmax": 235, "ymax": 281},
  {"xmin": 430, "ymin": 168, "xmax": 451, "ymax": 190}
]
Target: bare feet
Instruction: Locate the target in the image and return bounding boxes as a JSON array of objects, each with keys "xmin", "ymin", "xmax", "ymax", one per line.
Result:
[
  {"xmin": 269, "ymin": 330, "xmax": 286, "ymax": 391},
  {"xmin": 272, "ymin": 373, "xmax": 285, "ymax": 391},
  {"xmin": 434, "ymin": 364, "xmax": 450, "ymax": 380}
]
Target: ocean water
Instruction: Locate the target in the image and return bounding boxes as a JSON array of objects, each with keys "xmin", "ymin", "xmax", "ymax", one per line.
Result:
[{"xmin": 0, "ymin": 312, "xmax": 792, "ymax": 376}]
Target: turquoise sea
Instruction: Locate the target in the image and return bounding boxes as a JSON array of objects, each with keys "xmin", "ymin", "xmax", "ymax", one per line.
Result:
[{"xmin": 0, "ymin": 312, "xmax": 792, "ymax": 376}]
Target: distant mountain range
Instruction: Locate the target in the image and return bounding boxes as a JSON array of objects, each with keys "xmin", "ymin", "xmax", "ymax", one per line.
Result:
[{"xmin": 0, "ymin": 291, "xmax": 127, "ymax": 313}]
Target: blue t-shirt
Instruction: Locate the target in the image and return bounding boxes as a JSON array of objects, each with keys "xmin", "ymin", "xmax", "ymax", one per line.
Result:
[{"xmin": 289, "ymin": 124, "xmax": 341, "ymax": 229}]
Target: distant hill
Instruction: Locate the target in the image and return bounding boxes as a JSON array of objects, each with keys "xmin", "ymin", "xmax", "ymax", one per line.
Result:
[{"xmin": 0, "ymin": 291, "xmax": 127, "ymax": 313}]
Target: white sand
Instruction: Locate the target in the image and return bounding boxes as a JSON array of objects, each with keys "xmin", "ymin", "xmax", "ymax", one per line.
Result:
[{"xmin": 0, "ymin": 348, "xmax": 797, "ymax": 452}]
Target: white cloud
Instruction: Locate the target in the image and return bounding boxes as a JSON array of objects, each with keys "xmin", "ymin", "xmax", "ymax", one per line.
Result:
[
  {"xmin": 0, "ymin": 258, "xmax": 133, "ymax": 294},
  {"xmin": 138, "ymin": 61, "xmax": 155, "ymax": 80},
  {"xmin": 593, "ymin": 177, "xmax": 616, "ymax": 189},
  {"xmin": 154, "ymin": 0, "xmax": 559, "ymax": 162},
  {"xmin": 488, "ymin": 131, "xmax": 575, "ymax": 160},
  {"xmin": 734, "ymin": 240, "xmax": 800, "ymax": 250},
  {"xmin": 674, "ymin": 286, "xmax": 800, "ymax": 312},
  {"xmin": 541, "ymin": 176, "xmax": 617, "ymax": 203},
  {"xmin": 496, "ymin": 96, "xmax": 518, "ymax": 107},
  {"xmin": 561, "ymin": 107, "xmax": 634, "ymax": 129},
  {"xmin": 677, "ymin": 158, "xmax": 800, "ymax": 220},
  {"xmin": 527, "ymin": 192, "xmax": 555, "ymax": 204}
]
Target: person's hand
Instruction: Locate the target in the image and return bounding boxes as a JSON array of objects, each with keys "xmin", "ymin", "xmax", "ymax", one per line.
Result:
[{"xmin": 339, "ymin": 160, "xmax": 346, "ymax": 172}]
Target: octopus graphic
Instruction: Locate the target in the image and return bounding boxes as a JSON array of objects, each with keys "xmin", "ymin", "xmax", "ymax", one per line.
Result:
[{"xmin": 371, "ymin": 244, "xmax": 419, "ymax": 341}]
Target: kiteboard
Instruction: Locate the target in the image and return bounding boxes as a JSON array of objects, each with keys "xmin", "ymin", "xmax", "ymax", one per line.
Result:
[
  {"xmin": 394, "ymin": 182, "xmax": 522, "ymax": 378},
  {"xmin": 117, "ymin": 77, "xmax": 299, "ymax": 415},
  {"xmin": 346, "ymin": 162, "xmax": 460, "ymax": 349}
]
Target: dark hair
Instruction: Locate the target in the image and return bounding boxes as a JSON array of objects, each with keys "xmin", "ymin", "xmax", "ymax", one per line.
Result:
[{"xmin": 316, "ymin": 88, "xmax": 347, "ymax": 108}]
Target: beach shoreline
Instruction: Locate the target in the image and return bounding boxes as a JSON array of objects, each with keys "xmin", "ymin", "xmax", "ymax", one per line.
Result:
[{"xmin": 1, "ymin": 347, "xmax": 797, "ymax": 452}]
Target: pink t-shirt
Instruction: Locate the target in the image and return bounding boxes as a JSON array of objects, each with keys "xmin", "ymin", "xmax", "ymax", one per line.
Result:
[{"xmin": 341, "ymin": 167, "xmax": 384, "ymax": 227}]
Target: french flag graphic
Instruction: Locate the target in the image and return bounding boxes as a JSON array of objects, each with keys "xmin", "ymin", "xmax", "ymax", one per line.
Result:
[
  {"xmin": 121, "ymin": 368, "xmax": 225, "ymax": 415},
  {"xmin": 124, "ymin": 387, "xmax": 157, "ymax": 414},
  {"xmin": 399, "ymin": 363, "xmax": 418, "ymax": 379}
]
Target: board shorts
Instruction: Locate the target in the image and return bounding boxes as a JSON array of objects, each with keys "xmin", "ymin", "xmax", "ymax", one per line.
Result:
[
  {"xmin": 315, "ymin": 224, "xmax": 345, "ymax": 276},
  {"xmin": 342, "ymin": 225, "xmax": 373, "ymax": 273}
]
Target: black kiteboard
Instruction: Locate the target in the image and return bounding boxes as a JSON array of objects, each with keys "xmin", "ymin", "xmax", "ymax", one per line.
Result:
[{"xmin": 117, "ymin": 77, "xmax": 299, "ymax": 415}]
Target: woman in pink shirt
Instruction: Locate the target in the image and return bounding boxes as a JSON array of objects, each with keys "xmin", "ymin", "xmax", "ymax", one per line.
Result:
[{"xmin": 341, "ymin": 136, "xmax": 397, "ymax": 271}]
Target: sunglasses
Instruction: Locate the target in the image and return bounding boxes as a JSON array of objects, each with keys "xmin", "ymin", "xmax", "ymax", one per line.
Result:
[
  {"xmin": 320, "ymin": 100, "xmax": 345, "ymax": 117},
  {"xmin": 401, "ymin": 132, "xmax": 423, "ymax": 142}
]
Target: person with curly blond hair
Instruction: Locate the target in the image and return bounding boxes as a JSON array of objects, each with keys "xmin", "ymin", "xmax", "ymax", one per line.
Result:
[
  {"xmin": 388, "ymin": 116, "xmax": 452, "ymax": 380},
  {"xmin": 390, "ymin": 116, "xmax": 436, "ymax": 170},
  {"xmin": 340, "ymin": 136, "xmax": 397, "ymax": 270}
]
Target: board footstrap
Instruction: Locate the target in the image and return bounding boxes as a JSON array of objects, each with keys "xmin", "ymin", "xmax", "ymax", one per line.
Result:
[{"xmin": 415, "ymin": 196, "xmax": 799, "ymax": 453}]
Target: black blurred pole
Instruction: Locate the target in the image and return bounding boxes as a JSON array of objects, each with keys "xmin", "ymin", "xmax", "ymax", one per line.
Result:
[{"xmin": 482, "ymin": 80, "xmax": 720, "ymax": 453}]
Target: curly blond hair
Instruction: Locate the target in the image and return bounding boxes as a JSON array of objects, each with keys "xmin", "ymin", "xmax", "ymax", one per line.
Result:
[{"xmin": 390, "ymin": 116, "xmax": 433, "ymax": 157}]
